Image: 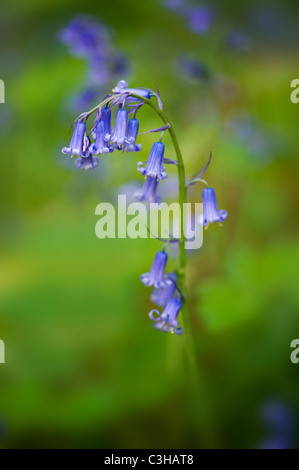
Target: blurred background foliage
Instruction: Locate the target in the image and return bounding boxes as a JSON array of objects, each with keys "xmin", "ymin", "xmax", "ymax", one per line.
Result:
[{"xmin": 0, "ymin": 0, "xmax": 299, "ymax": 448}]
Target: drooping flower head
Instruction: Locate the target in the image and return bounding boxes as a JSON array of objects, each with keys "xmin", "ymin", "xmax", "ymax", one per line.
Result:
[
  {"xmin": 89, "ymin": 120, "xmax": 113, "ymax": 155},
  {"xmin": 134, "ymin": 176, "xmax": 160, "ymax": 204},
  {"xmin": 149, "ymin": 297, "xmax": 183, "ymax": 335},
  {"xmin": 62, "ymin": 121, "xmax": 86, "ymax": 156},
  {"xmin": 124, "ymin": 118, "xmax": 141, "ymax": 152},
  {"xmin": 74, "ymin": 134, "xmax": 99, "ymax": 170},
  {"xmin": 140, "ymin": 250, "xmax": 171, "ymax": 289},
  {"xmin": 138, "ymin": 142, "xmax": 167, "ymax": 180},
  {"xmin": 199, "ymin": 187, "xmax": 228, "ymax": 226},
  {"xmin": 110, "ymin": 108, "xmax": 128, "ymax": 150},
  {"xmin": 101, "ymin": 106, "xmax": 113, "ymax": 141},
  {"xmin": 151, "ymin": 272, "xmax": 177, "ymax": 307}
]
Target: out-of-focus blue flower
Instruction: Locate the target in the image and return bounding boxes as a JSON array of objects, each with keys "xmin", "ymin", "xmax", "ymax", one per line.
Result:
[
  {"xmin": 149, "ymin": 297, "xmax": 183, "ymax": 334},
  {"xmin": 87, "ymin": 54, "xmax": 111, "ymax": 85},
  {"xmin": 58, "ymin": 17, "xmax": 129, "ymax": 110},
  {"xmin": 134, "ymin": 176, "xmax": 160, "ymax": 204},
  {"xmin": 165, "ymin": 0, "xmax": 185, "ymax": 11},
  {"xmin": 259, "ymin": 400, "xmax": 296, "ymax": 449},
  {"xmin": 252, "ymin": 6, "xmax": 287, "ymax": 38},
  {"xmin": 87, "ymin": 55, "xmax": 129, "ymax": 88},
  {"xmin": 110, "ymin": 108, "xmax": 128, "ymax": 150},
  {"xmin": 58, "ymin": 15, "xmax": 110, "ymax": 58},
  {"xmin": 75, "ymin": 151, "xmax": 99, "ymax": 170},
  {"xmin": 62, "ymin": 121, "xmax": 86, "ymax": 156},
  {"xmin": 151, "ymin": 272, "xmax": 177, "ymax": 307},
  {"xmin": 261, "ymin": 401, "xmax": 295, "ymax": 434},
  {"xmin": 184, "ymin": 6, "xmax": 213, "ymax": 35},
  {"xmin": 138, "ymin": 142, "xmax": 167, "ymax": 181},
  {"xmin": 110, "ymin": 53, "xmax": 129, "ymax": 77},
  {"xmin": 226, "ymin": 112, "xmax": 278, "ymax": 165},
  {"xmin": 140, "ymin": 250, "xmax": 171, "ymax": 289},
  {"xmin": 179, "ymin": 56, "xmax": 210, "ymax": 82},
  {"xmin": 260, "ymin": 436, "xmax": 292, "ymax": 450},
  {"xmin": 199, "ymin": 187, "xmax": 228, "ymax": 226},
  {"xmin": 124, "ymin": 118, "xmax": 141, "ymax": 152},
  {"xmin": 71, "ymin": 88, "xmax": 99, "ymax": 111},
  {"xmin": 89, "ymin": 120, "xmax": 113, "ymax": 155},
  {"xmin": 224, "ymin": 30, "xmax": 251, "ymax": 51}
]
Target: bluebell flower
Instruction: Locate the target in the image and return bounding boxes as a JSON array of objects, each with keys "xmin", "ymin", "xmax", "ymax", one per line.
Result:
[
  {"xmin": 89, "ymin": 120, "xmax": 113, "ymax": 155},
  {"xmin": 124, "ymin": 118, "xmax": 141, "ymax": 152},
  {"xmin": 75, "ymin": 151, "xmax": 99, "ymax": 170},
  {"xmin": 111, "ymin": 108, "xmax": 128, "ymax": 150},
  {"xmin": 138, "ymin": 142, "xmax": 167, "ymax": 180},
  {"xmin": 151, "ymin": 272, "xmax": 177, "ymax": 307},
  {"xmin": 149, "ymin": 298, "xmax": 183, "ymax": 334},
  {"xmin": 199, "ymin": 187, "xmax": 228, "ymax": 226},
  {"xmin": 140, "ymin": 250, "xmax": 171, "ymax": 289},
  {"xmin": 101, "ymin": 107, "xmax": 113, "ymax": 141},
  {"xmin": 62, "ymin": 121, "xmax": 86, "ymax": 156},
  {"xmin": 134, "ymin": 176, "xmax": 160, "ymax": 204}
]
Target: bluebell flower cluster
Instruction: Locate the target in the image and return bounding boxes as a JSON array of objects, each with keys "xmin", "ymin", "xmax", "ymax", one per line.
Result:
[
  {"xmin": 62, "ymin": 80, "xmax": 228, "ymax": 335},
  {"xmin": 61, "ymin": 82, "xmax": 174, "ymax": 204},
  {"xmin": 58, "ymin": 16, "xmax": 129, "ymax": 109},
  {"xmin": 61, "ymin": 83, "xmax": 154, "ymax": 169}
]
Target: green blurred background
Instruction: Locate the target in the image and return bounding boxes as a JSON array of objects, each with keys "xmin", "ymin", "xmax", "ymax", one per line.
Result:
[{"xmin": 0, "ymin": 0, "xmax": 299, "ymax": 449}]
